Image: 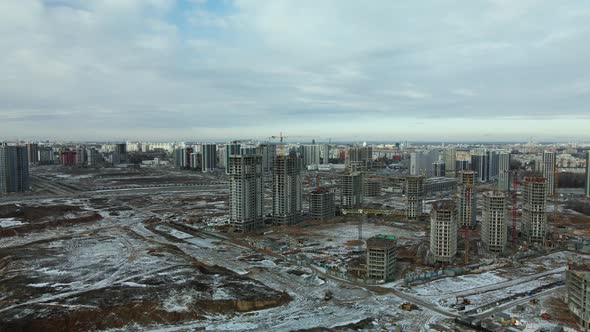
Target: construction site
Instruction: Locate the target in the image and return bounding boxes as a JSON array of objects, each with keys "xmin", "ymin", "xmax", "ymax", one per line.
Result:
[{"xmin": 1, "ymin": 150, "xmax": 589, "ymax": 332}]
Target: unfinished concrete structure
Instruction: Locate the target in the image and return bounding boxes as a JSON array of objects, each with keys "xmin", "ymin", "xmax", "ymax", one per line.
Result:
[
  {"xmin": 363, "ymin": 178, "xmax": 382, "ymax": 197},
  {"xmin": 228, "ymin": 154, "xmax": 264, "ymax": 232},
  {"xmin": 542, "ymin": 150, "xmax": 556, "ymax": 196},
  {"xmin": 272, "ymin": 155, "xmax": 303, "ymax": 225},
  {"xmin": 457, "ymin": 170, "xmax": 476, "ymax": 228},
  {"xmin": 522, "ymin": 177, "xmax": 547, "ymax": 245},
  {"xmin": 346, "ymin": 145, "xmax": 372, "ymax": 172},
  {"xmin": 566, "ymin": 258, "xmax": 590, "ymax": 331},
  {"xmin": 310, "ymin": 188, "xmax": 335, "ymax": 220},
  {"xmin": 430, "ymin": 200, "xmax": 458, "ymax": 263},
  {"xmin": 406, "ymin": 176, "xmax": 424, "ymax": 221},
  {"xmin": 481, "ymin": 191, "xmax": 508, "ymax": 253},
  {"xmin": 340, "ymin": 172, "xmax": 363, "ymax": 209},
  {"xmin": 366, "ymin": 234, "xmax": 397, "ymax": 282}
]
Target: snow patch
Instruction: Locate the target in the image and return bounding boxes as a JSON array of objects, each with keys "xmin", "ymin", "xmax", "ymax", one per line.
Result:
[{"xmin": 0, "ymin": 218, "xmax": 23, "ymax": 228}]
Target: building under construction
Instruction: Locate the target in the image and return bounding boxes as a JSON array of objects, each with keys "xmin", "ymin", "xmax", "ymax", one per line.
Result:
[
  {"xmin": 366, "ymin": 234, "xmax": 397, "ymax": 282},
  {"xmin": 481, "ymin": 191, "xmax": 508, "ymax": 253},
  {"xmin": 521, "ymin": 177, "xmax": 547, "ymax": 245},
  {"xmin": 430, "ymin": 200, "xmax": 458, "ymax": 263},
  {"xmin": 406, "ymin": 176, "xmax": 424, "ymax": 221},
  {"xmin": 363, "ymin": 178, "xmax": 382, "ymax": 197},
  {"xmin": 345, "ymin": 145, "xmax": 372, "ymax": 172},
  {"xmin": 272, "ymin": 155, "xmax": 303, "ymax": 225},
  {"xmin": 228, "ymin": 154, "xmax": 264, "ymax": 232},
  {"xmin": 310, "ymin": 188, "xmax": 335, "ymax": 221},
  {"xmin": 565, "ymin": 258, "xmax": 590, "ymax": 331},
  {"xmin": 340, "ymin": 172, "xmax": 363, "ymax": 209},
  {"xmin": 457, "ymin": 170, "xmax": 476, "ymax": 228}
]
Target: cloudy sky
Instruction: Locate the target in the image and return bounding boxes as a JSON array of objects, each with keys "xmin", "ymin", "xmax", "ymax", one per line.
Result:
[{"xmin": 1, "ymin": 0, "xmax": 589, "ymax": 142}]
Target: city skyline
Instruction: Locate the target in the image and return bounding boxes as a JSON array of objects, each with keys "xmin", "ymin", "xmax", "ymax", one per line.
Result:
[{"xmin": 1, "ymin": 0, "xmax": 590, "ymax": 141}]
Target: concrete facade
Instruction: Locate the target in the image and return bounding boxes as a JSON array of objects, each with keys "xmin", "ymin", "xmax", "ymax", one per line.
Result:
[
  {"xmin": 457, "ymin": 170, "xmax": 476, "ymax": 228},
  {"xmin": 522, "ymin": 177, "xmax": 547, "ymax": 245},
  {"xmin": 0, "ymin": 144, "xmax": 30, "ymax": 194},
  {"xmin": 309, "ymin": 188, "xmax": 335, "ymax": 220},
  {"xmin": 366, "ymin": 235, "xmax": 397, "ymax": 282},
  {"xmin": 406, "ymin": 176, "xmax": 424, "ymax": 221},
  {"xmin": 565, "ymin": 259, "xmax": 590, "ymax": 331},
  {"xmin": 498, "ymin": 152, "xmax": 511, "ymax": 192},
  {"xmin": 542, "ymin": 151, "xmax": 556, "ymax": 196},
  {"xmin": 481, "ymin": 191, "xmax": 508, "ymax": 253},
  {"xmin": 430, "ymin": 200, "xmax": 458, "ymax": 263},
  {"xmin": 229, "ymin": 154, "xmax": 264, "ymax": 232},
  {"xmin": 585, "ymin": 151, "xmax": 590, "ymax": 198},
  {"xmin": 340, "ymin": 172, "xmax": 363, "ymax": 209},
  {"xmin": 201, "ymin": 144, "xmax": 217, "ymax": 172},
  {"xmin": 272, "ymin": 155, "xmax": 303, "ymax": 225}
]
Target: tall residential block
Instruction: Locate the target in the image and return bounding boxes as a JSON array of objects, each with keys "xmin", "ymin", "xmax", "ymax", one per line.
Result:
[
  {"xmin": 522, "ymin": 177, "xmax": 547, "ymax": 245},
  {"xmin": 225, "ymin": 143, "xmax": 241, "ymax": 174},
  {"xmin": 433, "ymin": 161, "xmax": 446, "ymax": 177},
  {"xmin": 565, "ymin": 259, "xmax": 590, "ymax": 332},
  {"xmin": 471, "ymin": 153, "xmax": 489, "ymax": 182},
  {"xmin": 366, "ymin": 235, "xmax": 397, "ymax": 282},
  {"xmin": 443, "ymin": 148, "xmax": 456, "ymax": 176},
  {"xmin": 257, "ymin": 144, "xmax": 276, "ymax": 174},
  {"xmin": 114, "ymin": 143, "xmax": 127, "ymax": 164},
  {"xmin": 321, "ymin": 144, "xmax": 330, "ymax": 164},
  {"xmin": 272, "ymin": 155, "xmax": 303, "ymax": 225},
  {"xmin": 0, "ymin": 144, "xmax": 30, "ymax": 194},
  {"xmin": 346, "ymin": 145, "xmax": 372, "ymax": 172},
  {"xmin": 585, "ymin": 151, "xmax": 590, "ymax": 198},
  {"xmin": 201, "ymin": 144, "xmax": 217, "ymax": 172},
  {"xmin": 542, "ymin": 151, "xmax": 556, "ymax": 196},
  {"xmin": 406, "ymin": 176, "xmax": 424, "ymax": 221},
  {"xmin": 457, "ymin": 170, "xmax": 476, "ymax": 228},
  {"xmin": 228, "ymin": 154, "xmax": 263, "ymax": 232},
  {"xmin": 340, "ymin": 172, "xmax": 363, "ymax": 208},
  {"xmin": 430, "ymin": 200, "xmax": 458, "ymax": 263},
  {"xmin": 498, "ymin": 152, "xmax": 511, "ymax": 191},
  {"xmin": 301, "ymin": 144, "xmax": 321, "ymax": 166},
  {"xmin": 26, "ymin": 143, "xmax": 39, "ymax": 165},
  {"xmin": 309, "ymin": 188, "xmax": 335, "ymax": 220},
  {"xmin": 410, "ymin": 150, "xmax": 439, "ymax": 177},
  {"xmin": 481, "ymin": 191, "xmax": 508, "ymax": 253}
]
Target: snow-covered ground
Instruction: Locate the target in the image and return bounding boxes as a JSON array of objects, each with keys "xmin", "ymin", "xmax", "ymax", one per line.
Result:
[{"xmin": 0, "ymin": 218, "xmax": 24, "ymax": 228}]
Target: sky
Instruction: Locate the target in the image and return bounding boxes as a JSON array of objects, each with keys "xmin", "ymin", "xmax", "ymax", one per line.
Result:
[{"xmin": 1, "ymin": 0, "xmax": 590, "ymax": 142}]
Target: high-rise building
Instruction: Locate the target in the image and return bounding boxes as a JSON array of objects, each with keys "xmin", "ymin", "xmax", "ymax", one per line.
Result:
[
  {"xmin": 201, "ymin": 144, "xmax": 217, "ymax": 172},
  {"xmin": 430, "ymin": 200, "xmax": 458, "ymax": 263},
  {"xmin": 272, "ymin": 155, "xmax": 303, "ymax": 225},
  {"xmin": 488, "ymin": 150, "xmax": 500, "ymax": 180},
  {"xmin": 471, "ymin": 153, "xmax": 489, "ymax": 182},
  {"xmin": 321, "ymin": 144, "xmax": 330, "ymax": 165},
  {"xmin": 433, "ymin": 161, "xmax": 446, "ymax": 177},
  {"xmin": 225, "ymin": 143, "xmax": 241, "ymax": 174},
  {"xmin": 75, "ymin": 147, "xmax": 87, "ymax": 165},
  {"xmin": 406, "ymin": 176, "xmax": 424, "ymax": 221},
  {"xmin": 542, "ymin": 150, "xmax": 556, "ymax": 196},
  {"xmin": 585, "ymin": 151, "xmax": 590, "ymax": 198},
  {"xmin": 443, "ymin": 148, "xmax": 456, "ymax": 176},
  {"xmin": 340, "ymin": 172, "xmax": 363, "ymax": 209},
  {"xmin": 346, "ymin": 145, "xmax": 373, "ymax": 172},
  {"xmin": 61, "ymin": 149, "xmax": 77, "ymax": 166},
  {"xmin": 522, "ymin": 177, "xmax": 547, "ymax": 245},
  {"xmin": 457, "ymin": 170, "xmax": 476, "ymax": 228},
  {"xmin": 114, "ymin": 143, "xmax": 127, "ymax": 164},
  {"xmin": 309, "ymin": 188, "xmax": 335, "ymax": 220},
  {"xmin": 498, "ymin": 152, "xmax": 511, "ymax": 191},
  {"xmin": 257, "ymin": 144, "xmax": 276, "ymax": 174},
  {"xmin": 301, "ymin": 144, "xmax": 321, "ymax": 167},
  {"xmin": 0, "ymin": 144, "xmax": 30, "ymax": 193},
  {"xmin": 565, "ymin": 258, "xmax": 590, "ymax": 332},
  {"xmin": 228, "ymin": 154, "xmax": 264, "ymax": 232},
  {"xmin": 86, "ymin": 147, "xmax": 98, "ymax": 166},
  {"xmin": 366, "ymin": 235, "xmax": 397, "ymax": 281},
  {"xmin": 481, "ymin": 191, "xmax": 508, "ymax": 253},
  {"xmin": 455, "ymin": 158, "xmax": 470, "ymax": 175},
  {"xmin": 38, "ymin": 146, "xmax": 55, "ymax": 165},
  {"xmin": 26, "ymin": 143, "xmax": 39, "ymax": 165}
]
